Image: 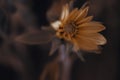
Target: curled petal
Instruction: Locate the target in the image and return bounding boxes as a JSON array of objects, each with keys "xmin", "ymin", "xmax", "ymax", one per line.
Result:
[{"xmin": 51, "ymin": 21, "xmax": 62, "ymax": 30}]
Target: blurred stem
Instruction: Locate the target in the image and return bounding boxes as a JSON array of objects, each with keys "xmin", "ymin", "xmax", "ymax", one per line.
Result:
[{"xmin": 58, "ymin": 44, "xmax": 73, "ymax": 80}]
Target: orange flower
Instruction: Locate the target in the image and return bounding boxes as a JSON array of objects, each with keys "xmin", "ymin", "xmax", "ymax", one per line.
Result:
[{"xmin": 51, "ymin": 4, "xmax": 107, "ymax": 52}]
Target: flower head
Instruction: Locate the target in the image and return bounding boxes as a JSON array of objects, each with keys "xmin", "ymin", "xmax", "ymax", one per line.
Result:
[{"xmin": 51, "ymin": 4, "xmax": 107, "ymax": 52}]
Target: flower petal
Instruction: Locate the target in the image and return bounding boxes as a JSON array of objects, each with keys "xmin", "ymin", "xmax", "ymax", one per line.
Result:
[
  {"xmin": 72, "ymin": 36, "xmax": 99, "ymax": 51},
  {"xmin": 51, "ymin": 21, "xmax": 61, "ymax": 30},
  {"xmin": 74, "ymin": 7, "xmax": 89, "ymax": 21},
  {"xmin": 76, "ymin": 16, "xmax": 93, "ymax": 24},
  {"xmin": 78, "ymin": 21, "xmax": 106, "ymax": 33},
  {"xmin": 60, "ymin": 4, "xmax": 69, "ymax": 22},
  {"xmin": 76, "ymin": 33, "xmax": 107, "ymax": 45},
  {"xmin": 67, "ymin": 8, "xmax": 78, "ymax": 21},
  {"xmin": 60, "ymin": 5, "xmax": 66, "ymax": 20}
]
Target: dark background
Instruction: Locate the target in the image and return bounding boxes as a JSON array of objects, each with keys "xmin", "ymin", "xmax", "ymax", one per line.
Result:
[{"xmin": 0, "ymin": 0, "xmax": 120, "ymax": 80}]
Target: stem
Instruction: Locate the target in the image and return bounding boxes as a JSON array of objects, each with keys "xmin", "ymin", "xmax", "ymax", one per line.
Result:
[{"xmin": 58, "ymin": 44, "xmax": 73, "ymax": 80}]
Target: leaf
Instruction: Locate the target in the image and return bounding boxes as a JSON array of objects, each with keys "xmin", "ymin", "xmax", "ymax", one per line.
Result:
[
  {"xmin": 76, "ymin": 51, "xmax": 85, "ymax": 62},
  {"xmin": 49, "ymin": 38, "xmax": 61, "ymax": 56},
  {"xmin": 15, "ymin": 30, "xmax": 55, "ymax": 45}
]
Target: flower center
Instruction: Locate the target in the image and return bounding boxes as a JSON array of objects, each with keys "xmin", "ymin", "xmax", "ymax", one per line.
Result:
[{"xmin": 64, "ymin": 23, "xmax": 75, "ymax": 34}]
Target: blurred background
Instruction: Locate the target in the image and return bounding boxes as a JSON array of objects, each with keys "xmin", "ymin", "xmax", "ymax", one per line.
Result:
[{"xmin": 0, "ymin": 0, "xmax": 120, "ymax": 80}]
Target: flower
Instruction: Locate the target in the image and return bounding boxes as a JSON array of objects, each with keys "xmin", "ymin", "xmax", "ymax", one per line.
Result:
[{"xmin": 51, "ymin": 4, "xmax": 107, "ymax": 53}]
